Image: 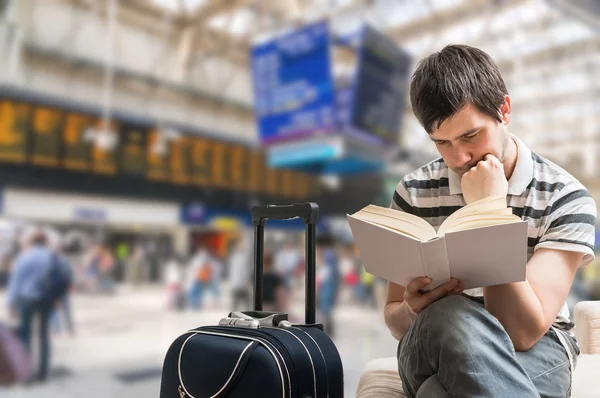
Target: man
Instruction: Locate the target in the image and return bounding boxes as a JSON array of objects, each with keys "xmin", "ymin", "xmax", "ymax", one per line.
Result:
[
  {"xmin": 7, "ymin": 228, "xmax": 71, "ymax": 383},
  {"xmin": 385, "ymin": 44, "xmax": 596, "ymax": 398}
]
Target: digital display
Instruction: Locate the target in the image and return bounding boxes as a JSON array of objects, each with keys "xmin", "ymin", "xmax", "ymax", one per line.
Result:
[
  {"xmin": 120, "ymin": 126, "xmax": 146, "ymax": 176},
  {"xmin": 0, "ymin": 100, "xmax": 30, "ymax": 163},
  {"xmin": 63, "ymin": 112, "xmax": 93, "ymax": 171},
  {"xmin": 247, "ymin": 149, "xmax": 264, "ymax": 193},
  {"xmin": 265, "ymin": 167, "xmax": 280, "ymax": 197},
  {"xmin": 0, "ymin": 96, "xmax": 317, "ymax": 202},
  {"xmin": 229, "ymin": 144, "xmax": 249, "ymax": 190},
  {"xmin": 31, "ymin": 106, "xmax": 62, "ymax": 166},
  {"xmin": 191, "ymin": 137, "xmax": 212, "ymax": 185},
  {"xmin": 92, "ymin": 120, "xmax": 119, "ymax": 175},
  {"xmin": 295, "ymin": 173, "xmax": 311, "ymax": 199},
  {"xmin": 170, "ymin": 136, "xmax": 191, "ymax": 184},
  {"xmin": 146, "ymin": 129, "xmax": 169, "ymax": 181},
  {"xmin": 351, "ymin": 26, "xmax": 412, "ymax": 143},
  {"xmin": 211, "ymin": 142, "xmax": 231, "ymax": 188},
  {"xmin": 281, "ymin": 170, "xmax": 295, "ymax": 198},
  {"xmin": 251, "ymin": 21, "xmax": 336, "ymax": 143}
]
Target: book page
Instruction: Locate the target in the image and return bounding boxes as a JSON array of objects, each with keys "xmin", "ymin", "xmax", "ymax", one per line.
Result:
[
  {"xmin": 347, "ymin": 215, "xmax": 426, "ymax": 287},
  {"xmin": 350, "ymin": 210, "xmax": 436, "ymax": 241},
  {"xmin": 443, "ymin": 217, "xmax": 519, "ymax": 234},
  {"xmin": 437, "ymin": 196, "xmax": 515, "ymax": 236},
  {"xmin": 445, "ymin": 222, "xmax": 528, "ymax": 289},
  {"xmin": 360, "ymin": 205, "xmax": 434, "ymax": 231}
]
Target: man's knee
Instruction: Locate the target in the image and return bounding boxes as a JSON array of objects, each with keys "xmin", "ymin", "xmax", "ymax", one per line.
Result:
[{"xmin": 420, "ymin": 295, "xmax": 477, "ymax": 327}]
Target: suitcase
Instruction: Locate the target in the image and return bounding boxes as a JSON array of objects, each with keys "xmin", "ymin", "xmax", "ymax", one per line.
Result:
[{"xmin": 160, "ymin": 203, "xmax": 344, "ymax": 398}]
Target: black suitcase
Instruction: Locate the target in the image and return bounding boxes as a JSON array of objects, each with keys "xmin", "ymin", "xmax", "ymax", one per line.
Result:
[{"xmin": 159, "ymin": 203, "xmax": 344, "ymax": 398}]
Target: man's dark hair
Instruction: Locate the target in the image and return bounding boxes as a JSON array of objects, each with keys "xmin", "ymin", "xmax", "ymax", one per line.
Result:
[
  {"xmin": 30, "ymin": 230, "xmax": 47, "ymax": 246},
  {"xmin": 409, "ymin": 44, "xmax": 508, "ymax": 134}
]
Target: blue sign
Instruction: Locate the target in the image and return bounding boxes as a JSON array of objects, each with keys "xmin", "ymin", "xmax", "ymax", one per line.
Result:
[
  {"xmin": 180, "ymin": 202, "xmax": 207, "ymax": 224},
  {"xmin": 350, "ymin": 25, "xmax": 412, "ymax": 144},
  {"xmin": 73, "ymin": 207, "xmax": 107, "ymax": 222},
  {"xmin": 251, "ymin": 21, "xmax": 336, "ymax": 144}
]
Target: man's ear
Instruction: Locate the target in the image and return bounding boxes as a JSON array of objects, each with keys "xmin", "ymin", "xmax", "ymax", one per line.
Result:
[{"xmin": 499, "ymin": 95, "xmax": 511, "ymax": 125}]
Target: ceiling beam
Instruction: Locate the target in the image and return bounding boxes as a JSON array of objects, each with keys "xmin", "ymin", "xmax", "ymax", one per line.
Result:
[{"xmin": 387, "ymin": 0, "xmax": 528, "ymax": 42}]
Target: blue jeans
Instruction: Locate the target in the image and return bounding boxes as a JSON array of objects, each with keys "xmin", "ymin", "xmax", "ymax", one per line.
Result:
[
  {"xmin": 18, "ymin": 299, "xmax": 53, "ymax": 382},
  {"xmin": 398, "ymin": 295, "xmax": 580, "ymax": 398}
]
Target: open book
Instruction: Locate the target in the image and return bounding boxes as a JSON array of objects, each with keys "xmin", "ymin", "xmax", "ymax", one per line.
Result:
[{"xmin": 347, "ymin": 196, "xmax": 528, "ymax": 290}]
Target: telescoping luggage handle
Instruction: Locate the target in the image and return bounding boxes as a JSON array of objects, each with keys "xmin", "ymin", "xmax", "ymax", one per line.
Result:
[{"xmin": 251, "ymin": 203, "xmax": 319, "ymax": 325}]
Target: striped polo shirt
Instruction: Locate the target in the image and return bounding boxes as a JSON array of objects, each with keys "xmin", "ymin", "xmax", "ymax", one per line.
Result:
[{"xmin": 391, "ymin": 135, "xmax": 597, "ymax": 333}]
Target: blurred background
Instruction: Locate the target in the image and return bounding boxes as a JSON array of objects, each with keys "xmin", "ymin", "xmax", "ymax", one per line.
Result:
[{"xmin": 0, "ymin": 0, "xmax": 598, "ymax": 396}]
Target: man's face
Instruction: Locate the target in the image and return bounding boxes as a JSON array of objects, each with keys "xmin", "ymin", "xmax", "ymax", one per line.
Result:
[{"xmin": 429, "ymin": 103, "xmax": 509, "ymax": 175}]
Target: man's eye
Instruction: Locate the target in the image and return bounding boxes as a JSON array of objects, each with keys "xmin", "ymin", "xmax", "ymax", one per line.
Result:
[
  {"xmin": 464, "ymin": 133, "xmax": 478, "ymax": 141},
  {"xmin": 436, "ymin": 141, "xmax": 450, "ymax": 146}
]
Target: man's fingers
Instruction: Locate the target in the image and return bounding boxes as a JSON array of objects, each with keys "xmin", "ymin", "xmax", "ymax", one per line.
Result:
[
  {"xmin": 422, "ymin": 278, "xmax": 458, "ymax": 303},
  {"xmin": 406, "ymin": 277, "xmax": 431, "ymax": 294}
]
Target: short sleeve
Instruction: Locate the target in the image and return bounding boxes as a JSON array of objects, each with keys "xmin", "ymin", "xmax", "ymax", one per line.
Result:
[
  {"xmin": 536, "ymin": 182, "xmax": 597, "ymax": 266},
  {"xmin": 390, "ymin": 178, "xmax": 414, "ymax": 214}
]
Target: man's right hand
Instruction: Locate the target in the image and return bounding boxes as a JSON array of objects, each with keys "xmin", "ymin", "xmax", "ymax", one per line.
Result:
[{"xmin": 404, "ymin": 277, "xmax": 464, "ymax": 313}]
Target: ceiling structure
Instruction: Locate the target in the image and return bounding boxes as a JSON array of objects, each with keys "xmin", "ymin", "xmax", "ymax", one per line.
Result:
[{"xmin": 6, "ymin": 0, "xmax": 600, "ymax": 185}]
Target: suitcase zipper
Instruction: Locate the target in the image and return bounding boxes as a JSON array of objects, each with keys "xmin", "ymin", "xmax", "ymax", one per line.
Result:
[
  {"xmin": 177, "ymin": 330, "xmax": 288, "ymax": 398},
  {"xmin": 290, "ymin": 327, "xmax": 330, "ymax": 398},
  {"xmin": 262, "ymin": 327, "xmax": 318, "ymax": 398}
]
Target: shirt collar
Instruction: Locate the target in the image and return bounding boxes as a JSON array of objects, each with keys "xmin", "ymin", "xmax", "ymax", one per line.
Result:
[{"xmin": 448, "ymin": 134, "xmax": 534, "ymax": 196}]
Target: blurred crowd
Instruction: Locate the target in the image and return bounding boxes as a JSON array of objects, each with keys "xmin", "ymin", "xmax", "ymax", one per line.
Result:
[{"xmin": 0, "ymin": 224, "xmax": 386, "ymax": 388}]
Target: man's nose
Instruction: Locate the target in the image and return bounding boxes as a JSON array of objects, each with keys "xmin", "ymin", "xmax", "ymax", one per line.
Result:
[{"xmin": 453, "ymin": 146, "xmax": 472, "ymax": 168}]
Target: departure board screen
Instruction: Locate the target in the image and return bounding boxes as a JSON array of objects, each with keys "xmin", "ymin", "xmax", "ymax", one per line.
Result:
[
  {"xmin": 247, "ymin": 149, "xmax": 263, "ymax": 193},
  {"xmin": 170, "ymin": 136, "xmax": 191, "ymax": 184},
  {"xmin": 229, "ymin": 144, "xmax": 249, "ymax": 191},
  {"xmin": 265, "ymin": 167, "xmax": 280, "ymax": 197},
  {"xmin": 191, "ymin": 137, "xmax": 212, "ymax": 185},
  {"xmin": 31, "ymin": 106, "xmax": 62, "ymax": 166},
  {"xmin": 63, "ymin": 112, "xmax": 93, "ymax": 171},
  {"xmin": 211, "ymin": 142, "xmax": 231, "ymax": 188},
  {"xmin": 92, "ymin": 120, "xmax": 119, "ymax": 175},
  {"xmin": 295, "ymin": 173, "xmax": 311, "ymax": 199},
  {"xmin": 281, "ymin": 170, "xmax": 294, "ymax": 198},
  {"xmin": 0, "ymin": 100, "xmax": 30, "ymax": 163},
  {"xmin": 120, "ymin": 125, "xmax": 147, "ymax": 176},
  {"xmin": 146, "ymin": 129, "xmax": 169, "ymax": 181}
]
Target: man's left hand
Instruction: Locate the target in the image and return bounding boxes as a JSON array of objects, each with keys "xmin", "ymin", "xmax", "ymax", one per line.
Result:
[{"xmin": 461, "ymin": 154, "xmax": 508, "ymax": 205}]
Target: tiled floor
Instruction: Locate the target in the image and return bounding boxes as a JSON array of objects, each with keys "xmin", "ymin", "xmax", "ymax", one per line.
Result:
[{"xmin": 1, "ymin": 285, "xmax": 399, "ymax": 397}]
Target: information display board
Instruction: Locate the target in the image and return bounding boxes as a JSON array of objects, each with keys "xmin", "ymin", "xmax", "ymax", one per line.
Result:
[
  {"xmin": 0, "ymin": 95, "xmax": 317, "ymax": 200},
  {"xmin": 120, "ymin": 125, "xmax": 147, "ymax": 176},
  {"xmin": 0, "ymin": 100, "xmax": 30, "ymax": 163},
  {"xmin": 351, "ymin": 26, "xmax": 412, "ymax": 143},
  {"xmin": 31, "ymin": 106, "xmax": 62, "ymax": 166},
  {"xmin": 63, "ymin": 112, "xmax": 93, "ymax": 171},
  {"xmin": 251, "ymin": 21, "xmax": 336, "ymax": 144}
]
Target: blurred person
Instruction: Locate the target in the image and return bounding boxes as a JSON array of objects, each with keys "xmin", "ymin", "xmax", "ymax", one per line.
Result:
[
  {"xmin": 50, "ymin": 239, "xmax": 76, "ymax": 337},
  {"xmin": 316, "ymin": 238, "xmax": 340, "ymax": 337},
  {"xmin": 275, "ymin": 242, "xmax": 301, "ymax": 289},
  {"xmin": 228, "ymin": 238, "xmax": 252, "ymax": 311},
  {"xmin": 164, "ymin": 255, "xmax": 184, "ymax": 311},
  {"xmin": 359, "ymin": 266, "xmax": 377, "ymax": 309},
  {"xmin": 83, "ymin": 243, "xmax": 115, "ymax": 294},
  {"xmin": 186, "ymin": 244, "xmax": 217, "ymax": 310},
  {"xmin": 127, "ymin": 242, "xmax": 148, "ymax": 287},
  {"xmin": 262, "ymin": 250, "xmax": 288, "ymax": 313},
  {"xmin": 208, "ymin": 246, "xmax": 223, "ymax": 306},
  {"xmin": 386, "ymin": 44, "xmax": 596, "ymax": 398},
  {"xmin": 6, "ymin": 228, "xmax": 71, "ymax": 383}
]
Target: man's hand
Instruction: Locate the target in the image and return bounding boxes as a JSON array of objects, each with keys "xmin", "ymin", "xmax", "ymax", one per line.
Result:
[
  {"xmin": 404, "ymin": 277, "xmax": 464, "ymax": 313},
  {"xmin": 461, "ymin": 154, "xmax": 508, "ymax": 205}
]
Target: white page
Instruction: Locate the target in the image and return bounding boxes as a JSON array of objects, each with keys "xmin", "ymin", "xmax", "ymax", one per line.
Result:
[
  {"xmin": 348, "ymin": 215, "xmax": 425, "ymax": 287},
  {"xmin": 421, "ymin": 237, "xmax": 451, "ymax": 290},
  {"xmin": 444, "ymin": 221, "xmax": 528, "ymax": 290}
]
